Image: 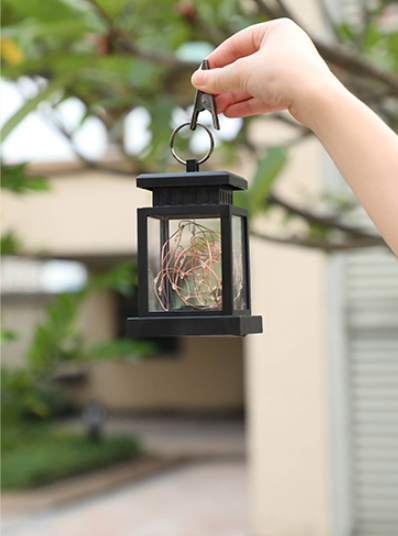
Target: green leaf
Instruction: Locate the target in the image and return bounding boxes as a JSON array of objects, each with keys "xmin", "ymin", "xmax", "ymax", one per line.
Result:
[
  {"xmin": 1, "ymin": 231, "xmax": 22, "ymax": 256},
  {"xmin": 1, "ymin": 73, "xmax": 75, "ymax": 142},
  {"xmin": 2, "ymin": 0, "xmax": 82, "ymax": 24},
  {"xmin": 27, "ymin": 291, "xmax": 87, "ymax": 374},
  {"xmin": 1, "ymin": 163, "xmax": 50, "ymax": 193},
  {"xmin": 306, "ymin": 221, "xmax": 330, "ymax": 241},
  {"xmin": 249, "ymin": 147, "xmax": 287, "ymax": 214},
  {"xmin": 1, "ymin": 328, "xmax": 18, "ymax": 343},
  {"xmin": 94, "ymin": 0, "xmax": 131, "ymax": 18},
  {"xmin": 89, "ymin": 261, "xmax": 137, "ymax": 295},
  {"xmin": 89, "ymin": 338, "xmax": 155, "ymax": 360}
]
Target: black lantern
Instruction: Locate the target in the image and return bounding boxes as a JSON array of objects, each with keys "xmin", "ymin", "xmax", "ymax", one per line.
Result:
[
  {"xmin": 127, "ymin": 161, "xmax": 262, "ymax": 337},
  {"xmin": 127, "ymin": 60, "xmax": 262, "ymax": 337}
]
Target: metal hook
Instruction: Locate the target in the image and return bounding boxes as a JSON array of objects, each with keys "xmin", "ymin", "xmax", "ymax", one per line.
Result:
[{"xmin": 190, "ymin": 59, "xmax": 220, "ymax": 131}]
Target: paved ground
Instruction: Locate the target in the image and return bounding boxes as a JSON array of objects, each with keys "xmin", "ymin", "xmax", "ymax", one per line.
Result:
[
  {"xmin": 64, "ymin": 415, "xmax": 246, "ymax": 457},
  {"xmin": 2, "ymin": 460, "xmax": 249, "ymax": 536}
]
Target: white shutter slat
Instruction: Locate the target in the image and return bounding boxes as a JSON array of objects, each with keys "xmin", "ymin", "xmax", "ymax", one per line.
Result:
[
  {"xmin": 351, "ymin": 362, "xmax": 398, "ymax": 374},
  {"xmin": 345, "ymin": 245, "xmax": 398, "ymax": 535}
]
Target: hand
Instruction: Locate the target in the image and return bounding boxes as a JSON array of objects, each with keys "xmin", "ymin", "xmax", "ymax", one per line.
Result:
[{"xmin": 191, "ymin": 19, "xmax": 336, "ymax": 127}]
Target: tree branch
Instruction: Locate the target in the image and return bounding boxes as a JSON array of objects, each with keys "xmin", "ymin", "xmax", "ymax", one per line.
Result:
[
  {"xmin": 176, "ymin": 5, "xmax": 228, "ymax": 47},
  {"xmin": 39, "ymin": 109, "xmax": 146, "ymax": 177},
  {"xmin": 113, "ymin": 32, "xmax": 198, "ymax": 69},
  {"xmin": 85, "ymin": 0, "xmax": 114, "ymax": 27},
  {"xmin": 268, "ymin": 192, "xmax": 382, "ymax": 240},
  {"xmin": 314, "ymin": 41, "xmax": 398, "ymax": 97},
  {"xmin": 86, "ymin": 0, "xmax": 198, "ymax": 69},
  {"xmin": 251, "ymin": 230, "xmax": 386, "ymax": 251},
  {"xmin": 253, "ymin": 0, "xmax": 398, "ymax": 98}
]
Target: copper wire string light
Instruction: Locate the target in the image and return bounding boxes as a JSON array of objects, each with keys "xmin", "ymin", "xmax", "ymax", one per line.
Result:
[{"xmin": 151, "ymin": 220, "xmax": 243, "ymax": 311}]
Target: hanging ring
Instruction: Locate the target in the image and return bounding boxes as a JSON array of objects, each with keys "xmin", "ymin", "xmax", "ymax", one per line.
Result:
[{"xmin": 170, "ymin": 122, "xmax": 214, "ymax": 166}]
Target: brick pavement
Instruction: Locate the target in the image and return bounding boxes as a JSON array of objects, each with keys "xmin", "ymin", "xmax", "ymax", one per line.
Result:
[{"xmin": 2, "ymin": 460, "xmax": 249, "ymax": 536}]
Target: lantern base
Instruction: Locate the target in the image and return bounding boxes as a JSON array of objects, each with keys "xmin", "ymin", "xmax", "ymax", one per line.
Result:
[{"xmin": 127, "ymin": 315, "xmax": 262, "ymax": 337}]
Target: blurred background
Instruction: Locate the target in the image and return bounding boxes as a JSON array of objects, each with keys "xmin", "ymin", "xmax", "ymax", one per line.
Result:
[{"xmin": 1, "ymin": 1, "xmax": 398, "ymax": 535}]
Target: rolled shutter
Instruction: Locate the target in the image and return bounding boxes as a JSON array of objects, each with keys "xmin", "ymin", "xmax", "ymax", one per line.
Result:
[{"xmin": 346, "ymin": 242, "xmax": 398, "ymax": 536}]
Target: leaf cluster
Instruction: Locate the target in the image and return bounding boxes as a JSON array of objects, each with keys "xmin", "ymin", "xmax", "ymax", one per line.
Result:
[
  {"xmin": 1, "ymin": 162, "xmax": 50, "ymax": 193},
  {"xmin": 1, "ymin": 424, "xmax": 142, "ymax": 490},
  {"xmin": 1, "ymin": 367, "xmax": 76, "ymax": 426},
  {"xmin": 2, "ymin": 0, "xmax": 396, "ymax": 248}
]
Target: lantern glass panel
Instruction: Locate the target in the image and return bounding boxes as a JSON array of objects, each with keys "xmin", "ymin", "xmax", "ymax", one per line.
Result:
[
  {"xmin": 147, "ymin": 216, "xmax": 162, "ymax": 312},
  {"xmin": 232, "ymin": 214, "xmax": 247, "ymax": 310},
  {"xmin": 148, "ymin": 216, "xmax": 222, "ymax": 312}
]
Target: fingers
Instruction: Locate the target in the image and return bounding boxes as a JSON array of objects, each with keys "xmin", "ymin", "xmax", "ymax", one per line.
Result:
[
  {"xmin": 215, "ymin": 90, "xmax": 252, "ymax": 114},
  {"xmin": 206, "ymin": 23, "xmax": 266, "ymax": 68},
  {"xmin": 215, "ymin": 91, "xmax": 286, "ymax": 117},
  {"xmin": 191, "ymin": 23, "xmax": 267, "ymax": 93},
  {"xmin": 223, "ymin": 99, "xmax": 286, "ymax": 118},
  {"xmin": 191, "ymin": 58, "xmax": 249, "ymax": 95}
]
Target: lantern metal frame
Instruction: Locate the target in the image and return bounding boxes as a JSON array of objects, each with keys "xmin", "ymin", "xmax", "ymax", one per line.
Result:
[{"xmin": 127, "ymin": 168, "xmax": 263, "ymax": 337}]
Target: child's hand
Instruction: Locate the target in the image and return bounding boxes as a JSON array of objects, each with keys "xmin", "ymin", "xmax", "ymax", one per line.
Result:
[{"xmin": 191, "ymin": 19, "xmax": 335, "ymax": 127}]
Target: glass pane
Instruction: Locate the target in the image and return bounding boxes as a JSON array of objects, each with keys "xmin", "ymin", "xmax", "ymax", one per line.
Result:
[
  {"xmin": 149, "ymin": 217, "xmax": 222, "ymax": 312},
  {"xmin": 147, "ymin": 216, "xmax": 162, "ymax": 312},
  {"xmin": 232, "ymin": 215, "xmax": 247, "ymax": 310}
]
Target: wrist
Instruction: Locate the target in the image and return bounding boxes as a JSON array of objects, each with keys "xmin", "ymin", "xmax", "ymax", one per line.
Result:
[{"xmin": 289, "ymin": 73, "xmax": 348, "ymax": 130}]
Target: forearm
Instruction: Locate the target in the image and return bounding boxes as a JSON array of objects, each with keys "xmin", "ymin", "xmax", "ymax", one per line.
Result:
[{"xmin": 301, "ymin": 77, "xmax": 398, "ymax": 256}]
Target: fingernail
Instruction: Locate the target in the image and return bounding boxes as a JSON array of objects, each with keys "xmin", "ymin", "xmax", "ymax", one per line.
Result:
[{"xmin": 192, "ymin": 70, "xmax": 207, "ymax": 86}]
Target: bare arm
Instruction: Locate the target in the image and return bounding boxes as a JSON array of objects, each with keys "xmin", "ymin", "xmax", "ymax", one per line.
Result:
[
  {"xmin": 301, "ymin": 77, "xmax": 398, "ymax": 254},
  {"xmin": 191, "ymin": 19, "xmax": 398, "ymax": 256}
]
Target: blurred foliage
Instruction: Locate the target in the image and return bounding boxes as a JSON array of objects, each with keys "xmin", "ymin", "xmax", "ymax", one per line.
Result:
[
  {"xmin": 0, "ymin": 37, "xmax": 25, "ymax": 64},
  {"xmin": 1, "ymin": 0, "xmax": 396, "ymax": 249},
  {"xmin": 27, "ymin": 291, "xmax": 87, "ymax": 375},
  {"xmin": 1, "ymin": 367, "xmax": 76, "ymax": 427},
  {"xmin": 1, "ymin": 425, "xmax": 142, "ymax": 489},
  {"xmin": 89, "ymin": 338, "xmax": 155, "ymax": 360},
  {"xmin": 26, "ymin": 260, "xmax": 157, "ymax": 376},
  {"xmin": 0, "ymin": 326, "xmax": 18, "ymax": 342},
  {"xmin": 1, "ymin": 230, "xmax": 23, "ymax": 256},
  {"xmin": 1, "ymin": 163, "xmax": 49, "ymax": 256},
  {"xmin": 88, "ymin": 260, "xmax": 138, "ymax": 295},
  {"xmin": 337, "ymin": 17, "xmax": 398, "ymax": 73}
]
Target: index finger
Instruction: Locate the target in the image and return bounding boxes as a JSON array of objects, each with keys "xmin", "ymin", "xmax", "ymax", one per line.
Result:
[{"xmin": 207, "ymin": 22, "xmax": 267, "ymax": 69}]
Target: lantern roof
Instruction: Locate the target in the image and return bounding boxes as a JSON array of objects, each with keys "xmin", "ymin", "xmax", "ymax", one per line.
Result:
[{"xmin": 136, "ymin": 171, "xmax": 248, "ymax": 192}]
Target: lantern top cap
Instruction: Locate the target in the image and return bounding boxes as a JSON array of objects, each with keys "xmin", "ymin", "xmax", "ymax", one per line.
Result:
[{"xmin": 136, "ymin": 170, "xmax": 248, "ymax": 192}]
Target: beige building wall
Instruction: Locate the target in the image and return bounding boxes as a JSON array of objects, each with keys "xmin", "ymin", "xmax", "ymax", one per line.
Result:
[
  {"xmin": 80, "ymin": 290, "xmax": 245, "ymax": 412},
  {"xmin": 1, "ymin": 165, "xmax": 149, "ymax": 256},
  {"xmin": 246, "ymin": 138, "xmax": 332, "ymax": 535},
  {"xmin": 69, "ymin": 336, "xmax": 244, "ymax": 413},
  {"xmin": 242, "ymin": 2, "xmax": 333, "ymax": 533}
]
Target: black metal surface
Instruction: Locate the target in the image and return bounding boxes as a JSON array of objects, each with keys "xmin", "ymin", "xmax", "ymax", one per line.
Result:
[
  {"xmin": 243, "ymin": 215, "xmax": 251, "ymax": 311},
  {"xmin": 152, "ymin": 186, "xmax": 233, "ymax": 206},
  {"xmin": 186, "ymin": 159, "xmax": 199, "ymax": 172},
  {"xmin": 137, "ymin": 171, "xmax": 248, "ymax": 192},
  {"xmin": 127, "ymin": 315, "xmax": 263, "ymax": 337},
  {"xmin": 137, "ymin": 209, "xmax": 149, "ymax": 316}
]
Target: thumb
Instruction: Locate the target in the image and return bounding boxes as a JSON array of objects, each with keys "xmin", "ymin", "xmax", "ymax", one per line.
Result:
[{"xmin": 191, "ymin": 61, "xmax": 245, "ymax": 95}]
